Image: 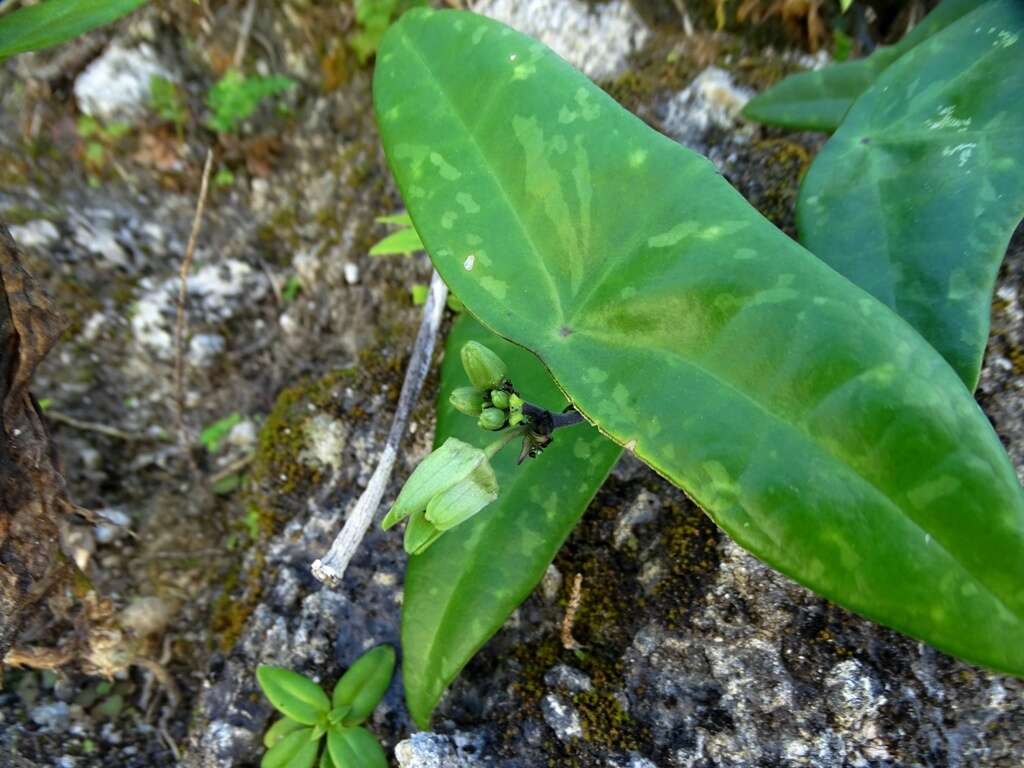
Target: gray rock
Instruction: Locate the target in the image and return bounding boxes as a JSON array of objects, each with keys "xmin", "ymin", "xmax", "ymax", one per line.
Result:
[
  {"xmin": 659, "ymin": 66, "xmax": 754, "ymax": 155},
  {"xmin": 74, "ymin": 43, "xmax": 172, "ymax": 121},
  {"xmin": 29, "ymin": 701, "xmax": 71, "ymax": 731},
  {"xmin": 9, "ymin": 219, "xmax": 59, "ymax": 250},
  {"xmin": 94, "ymin": 508, "xmax": 131, "ymax": 544},
  {"xmin": 544, "ymin": 664, "xmax": 593, "ymax": 694},
  {"xmin": 394, "ymin": 732, "xmax": 489, "ymax": 768},
  {"xmin": 188, "ymin": 333, "xmax": 226, "ymax": 367},
  {"xmin": 474, "ymin": 0, "xmax": 648, "ymax": 82},
  {"xmin": 541, "ymin": 693, "xmax": 583, "ymax": 741}
]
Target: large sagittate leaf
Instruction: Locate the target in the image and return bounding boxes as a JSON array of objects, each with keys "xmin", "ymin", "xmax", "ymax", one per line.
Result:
[
  {"xmin": 376, "ymin": 8, "xmax": 1024, "ymax": 676},
  {"xmin": 401, "ymin": 315, "xmax": 620, "ymax": 727},
  {"xmin": 0, "ymin": 0, "xmax": 146, "ymax": 62},
  {"xmin": 741, "ymin": 0, "xmax": 985, "ymax": 131},
  {"xmin": 798, "ymin": 0, "xmax": 1024, "ymax": 390}
]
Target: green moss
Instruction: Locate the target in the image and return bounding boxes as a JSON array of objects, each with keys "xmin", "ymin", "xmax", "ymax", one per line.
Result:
[
  {"xmin": 249, "ymin": 368, "xmax": 356, "ymax": 498},
  {"xmin": 574, "ymin": 689, "xmax": 643, "ymax": 751}
]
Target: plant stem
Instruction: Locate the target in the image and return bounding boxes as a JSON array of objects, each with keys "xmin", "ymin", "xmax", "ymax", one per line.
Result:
[
  {"xmin": 483, "ymin": 427, "xmax": 524, "ymax": 459},
  {"xmin": 520, "ymin": 402, "xmax": 584, "ymax": 435},
  {"xmin": 311, "ymin": 269, "xmax": 448, "ymax": 587}
]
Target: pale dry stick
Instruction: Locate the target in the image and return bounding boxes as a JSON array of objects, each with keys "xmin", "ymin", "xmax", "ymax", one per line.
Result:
[
  {"xmin": 45, "ymin": 408, "xmax": 145, "ymax": 442},
  {"xmin": 312, "ymin": 269, "xmax": 448, "ymax": 587},
  {"xmin": 233, "ymin": 0, "xmax": 258, "ymax": 68},
  {"xmin": 561, "ymin": 572, "xmax": 584, "ymax": 651},
  {"xmin": 173, "ymin": 149, "xmax": 215, "ymax": 471}
]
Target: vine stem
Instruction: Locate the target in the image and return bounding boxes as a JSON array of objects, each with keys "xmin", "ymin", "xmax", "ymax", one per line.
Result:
[
  {"xmin": 483, "ymin": 426, "xmax": 524, "ymax": 459},
  {"xmin": 311, "ymin": 269, "xmax": 448, "ymax": 587}
]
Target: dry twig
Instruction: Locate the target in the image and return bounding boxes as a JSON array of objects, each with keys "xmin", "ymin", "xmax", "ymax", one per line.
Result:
[
  {"xmin": 233, "ymin": 0, "xmax": 259, "ymax": 68},
  {"xmin": 312, "ymin": 269, "xmax": 448, "ymax": 586},
  {"xmin": 561, "ymin": 573, "xmax": 584, "ymax": 651},
  {"xmin": 45, "ymin": 408, "xmax": 146, "ymax": 442},
  {"xmin": 173, "ymin": 149, "xmax": 214, "ymax": 472}
]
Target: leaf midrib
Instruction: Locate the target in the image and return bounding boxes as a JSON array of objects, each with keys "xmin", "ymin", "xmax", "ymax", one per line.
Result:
[{"xmin": 397, "ymin": 24, "xmax": 565, "ymax": 326}]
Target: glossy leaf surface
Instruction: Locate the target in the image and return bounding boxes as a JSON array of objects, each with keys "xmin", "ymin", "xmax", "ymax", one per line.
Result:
[
  {"xmin": 401, "ymin": 315, "xmax": 621, "ymax": 727},
  {"xmin": 332, "ymin": 644, "xmax": 395, "ymax": 725},
  {"xmin": 327, "ymin": 726, "xmax": 387, "ymax": 768},
  {"xmin": 263, "ymin": 716, "xmax": 305, "ymax": 749},
  {"xmin": 741, "ymin": 0, "xmax": 983, "ymax": 131},
  {"xmin": 799, "ymin": 0, "xmax": 1024, "ymax": 389},
  {"xmin": 260, "ymin": 727, "xmax": 319, "ymax": 768},
  {"xmin": 0, "ymin": 0, "xmax": 146, "ymax": 62},
  {"xmin": 376, "ymin": 9, "xmax": 1024, "ymax": 676},
  {"xmin": 257, "ymin": 666, "xmax": 330, "ymax": 725}
]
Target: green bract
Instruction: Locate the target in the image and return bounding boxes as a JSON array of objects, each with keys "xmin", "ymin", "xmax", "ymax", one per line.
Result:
[
  {"xmin": 375, "ymin": 8, "xmax": 1024, "ymax": 676},
  {"xmin": 741, "ymin": 0, "xmax": 984, "ymax": 131},
  {"xmin": 0, "ymin": 0, "xmax": 146, "ymax": 62},
  {"xmin": 798, "ymin": 0, "xmax": 1024, "ymax": 389},
  {"xmin": 401, "ymin": 315, "xmax": 620, "ymax": 727},
  {"xmin": 381, "ymin": 436, "xmax": 499, "ymax": 553}
]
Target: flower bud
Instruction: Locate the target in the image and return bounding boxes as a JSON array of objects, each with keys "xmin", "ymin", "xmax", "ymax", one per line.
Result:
[
  {"xmin": 461, "ymin": 341, "xmax": 507, "ymax": 390},
  {"xmin": 490, "ymin": 390, "xmax": 510, "ymax": 410},
  {"xmin": 478, "ymin": 407, "xmax": 507, "ymax": 431},
  {"xmin": 450, "ymin": 387, "xmax": 485, "ymax": 416}
]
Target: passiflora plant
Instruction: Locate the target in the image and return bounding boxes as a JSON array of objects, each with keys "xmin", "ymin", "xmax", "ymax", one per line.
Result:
[{"xmin": 372, "ymin": 0, "xmax": 1024, "ymax": 728}]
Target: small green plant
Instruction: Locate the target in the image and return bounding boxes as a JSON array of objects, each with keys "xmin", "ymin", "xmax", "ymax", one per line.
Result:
[
  {"xmin": 76, "ymin": 116, "xmax": 131, "ymax": 185},
  {"xmin": 257, "ymin": 645, "xmax": 394, "ymax": 768},
  {"xmin": 205, "ymin": 70, "xmax": 296, "ymax": 134},
  {"xmin": 348, "ymin": 0, "xmax": 426, "ymax": 64},
  {"xmin": 149, "ymin": 74, "xmax": 187, "ymax": 137},
  {"xmin": 282, "ymin": 275, "xmax": 302, "ymax": 303},
  {"xmin": 199, "ymin": 412, "xmax": 242, "ymax": 454},
  {"xmin": 372, "ymin": 2, "xmax": 1024, "ymax": 728}
]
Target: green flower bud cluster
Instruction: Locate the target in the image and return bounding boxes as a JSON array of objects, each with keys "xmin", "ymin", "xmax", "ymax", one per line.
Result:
[{"xmin": 448, "ymin": 342, "xmax": 529, "ymax": 433}]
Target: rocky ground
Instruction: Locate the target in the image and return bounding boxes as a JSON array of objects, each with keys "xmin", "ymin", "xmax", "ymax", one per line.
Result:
[{"xmin": 0, "ymin": 0, "xmax": 1021, "ymax": 766}]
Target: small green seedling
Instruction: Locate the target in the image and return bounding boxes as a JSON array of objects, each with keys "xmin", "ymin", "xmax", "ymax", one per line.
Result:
[
  {"xmin": 199, "ymin": 412, "xmax": 242, "ymax": 454},
  {"xmin": 205, "ymin": 70, "xmax": 296, "ymax": 134},
  {"xmin": 257, "ymin": 644, "xmax": 394, "ymax": 768},
  {"xmin": 149, "ymin": 75, "xmax": 187, "ymax": 137}
]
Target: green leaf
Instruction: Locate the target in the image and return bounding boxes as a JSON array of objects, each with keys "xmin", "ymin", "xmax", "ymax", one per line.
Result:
[
  {"xmin": 200, "ymin": 412, "xmax": 242, "ymax": 453},
  {"xmin": 401, "ymin": 315, "xmax": 621, "ymax": 728},
  {"xmin": 260, "ymin": 726, "xmax": 319, "ymax": 768},
  {"xmin": 375, "ymin": 211, "xmax": 412, "ymax": 226},
  {"xmin": 331, "ymin": 645, "xmax": 395, "ymax": 725},
  {"xmin": 256, "ymin": 666, "xmax": 330, "ymax": 725},
  {"xmin": 368, "ymin": 226, "xmax": 424, "ymax": 256},
  {"xmin": 741, "ymin": 0, "xmax": 985, "ymax": 131},
  {"xmin": 263, "ymin": 716, "xmax": 304, "ymax": 749},
  {"xmin": 0, "ymin": 0, "xmax": 146, "ymax": 62},
  {"xmin": 326, "ymin": 726, "xmax": 387, "ymax": 768},
  {"xmin": 799, "ymin": 0, "xmax": 1024, "ymax": 390},
  {"xmin": 376, "ymin": 9, "xmax": 1024, "ymax": 676},
  {"xmin": 319, "ymin": 747, "xmax": 336, "ymax": 768}
]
